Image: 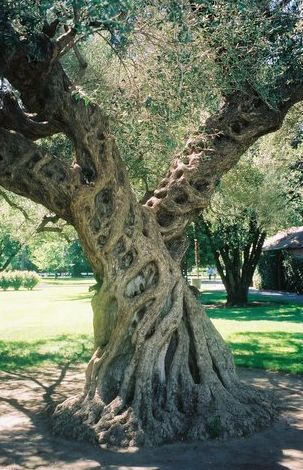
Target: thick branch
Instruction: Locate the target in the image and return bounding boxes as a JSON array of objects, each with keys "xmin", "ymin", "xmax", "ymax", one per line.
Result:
[
  {"xmin": 0, "ymin": 82, "xmax": 57, "ymax": 140},
  {"xmin": 146, "ymin": 88, "xmax": 303, "ymax": 242},
  {"xmin": 0, "ymin": 128, "xmax": 74, "ymax": 222}
]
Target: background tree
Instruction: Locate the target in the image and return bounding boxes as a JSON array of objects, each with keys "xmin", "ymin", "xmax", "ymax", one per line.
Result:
[
  {"xmin": 1, "ymin": 0, "xmax": 303, "ymax": 447},
  {"xmin": 0, "ymin": 189, "xmax": 80, "ymax": 272},
  {"xmin": 30, "ymin": 235, "xmax": 91, "ymax": 276},
  {"xmin": 0, "ymin": 190, "xmax": 44, "ymax": 271},
  {"xmin": 200, "ymin": 128, "xmax": 303, "ymax": 306},
  {"xmin": 185, "ymin": 221, "xmax": 215, "ymax": 274}
]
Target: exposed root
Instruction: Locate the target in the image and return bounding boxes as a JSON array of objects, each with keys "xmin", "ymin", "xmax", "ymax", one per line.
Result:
[{"xmin": 52, "ymin": 284, "xmax": 278, "ymax": 448}]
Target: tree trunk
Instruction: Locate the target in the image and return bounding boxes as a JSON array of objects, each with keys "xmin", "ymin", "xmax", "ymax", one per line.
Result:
[
  {"xmin": 226, "ymin": 283, "xmax": 249, "ymax": 307},
  {"xmin": 52, "ymin": 219, "xmax": 276, "ymax": 446},
  {"xmin": 1, "ymin": 34, "xmax": 300, "ymax": 448}
]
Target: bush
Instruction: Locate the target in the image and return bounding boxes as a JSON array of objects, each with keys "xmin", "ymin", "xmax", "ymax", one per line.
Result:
[
  {"xmin": 282, "ymin": 253, "xmax": 303, "ymax": 294},
  {"xmin": 0, "ymin": 271, "xmax": 40, "ymax": 291},
  {"xmin": 0, "ymin": 273, "xmax": 11, "ymax": 291},
  {"xmin": 9, "ymin": 272, "xmax": 23, "ymax": 290},
  {"xmin": 257, "ymin": 251, "xmax": 303, "ymax": 294},
  {"xmin": 257, "ymin": 252, "xmax": 280, "ymax": 290}
]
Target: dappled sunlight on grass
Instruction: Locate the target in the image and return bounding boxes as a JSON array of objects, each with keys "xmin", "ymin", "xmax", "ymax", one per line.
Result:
[
  {"xmin": 228, "ymin": 332, "xmax": 303, "ymax": 374},
  {"xmin": 200, "ymin": 290, "xmax": 303, "ymax": 374},
  {"xmin": 1, "ymin": 282, "xmax": 302, "ymax": 374},
  {"xmin": 199, "ymin": 290, "xmax": 226, "ymax": 305},
  {"xmin": 207, "ymin": 303, "xmax": 303, "ymax": 323},
  {"xmin": 0, "ymin": 335, "xmax": 93, "ymax": 371}
]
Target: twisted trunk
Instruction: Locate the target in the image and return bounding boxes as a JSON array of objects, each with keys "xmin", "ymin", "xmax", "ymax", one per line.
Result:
[
  {"xmin": 1, "ymin": 32, "xmax": 302, "ymax": 447},
  {"xmin": 53, "ymin": 199, "xmax": 275, "ymax": 446},
  {"xmin": 51, "ymin": 124, "xmax": 274, "ymax": 446}
]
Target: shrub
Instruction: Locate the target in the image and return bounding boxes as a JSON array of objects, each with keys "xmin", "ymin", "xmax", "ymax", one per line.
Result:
[
  {"xmin": 257, "ymin": 252, "xmax": 280, "ymax": 290},
  {"xmin": 282, "ymin": 253, "xmax": 303, "ymax": 294},
  {"xmin": 257, "ymin": 251, "xmax": 303, "ymax": 294},
  {"xmin": 0, "ymin": 273, "xmax": 11, "ymax": 291},
  {"xmin": 22, "ymin": 271, "xmax": 40, "ymax": 290},
  {"xmin": 9, "ymin": 272, "xmax": 23, "ymax": 290},
  {"xmin": 0, "ymin": 271, "xmax": 40, "ymax": 290}
]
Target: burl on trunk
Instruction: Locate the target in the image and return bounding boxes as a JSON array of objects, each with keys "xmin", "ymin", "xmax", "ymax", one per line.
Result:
[{"xmin": 1, "ymin": 31, "xmax": 300, "ymax": 447}]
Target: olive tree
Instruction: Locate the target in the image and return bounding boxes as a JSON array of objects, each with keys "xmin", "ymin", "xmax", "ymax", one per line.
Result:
[{"xmin": 0, "ymin": 0, "xmax": 303, "ymax": 446}]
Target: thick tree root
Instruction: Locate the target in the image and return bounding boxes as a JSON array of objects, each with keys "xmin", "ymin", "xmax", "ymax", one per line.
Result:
[
  {"xmin": 52, "ymin": 286, "xmax": 278, "ymax": 448},
  {"xmin": 52, "ymin": 380, "xmax": 277, "ymax": 447}
]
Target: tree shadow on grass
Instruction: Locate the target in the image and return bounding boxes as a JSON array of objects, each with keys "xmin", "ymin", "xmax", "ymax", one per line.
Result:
[
  {"xmin": 0, "ymin": 334, "xmax": 93, "ymax": 371},
  {"xmin": 204, "ymin": 300, "xmax": 303, "ymax": 323},
  {"xmin": 229, "ymin": 332, "xmax": 303, "ymax": 374},
  {"xmin": 53, "ymin": 291, "xmax": 93, "ymax": 302},
  {"xmin": 200, "ymin": 290, "xmax": 302, "ymax": 307}
]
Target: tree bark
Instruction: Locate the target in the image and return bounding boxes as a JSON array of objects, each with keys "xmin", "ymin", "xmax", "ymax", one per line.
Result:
[{"xmin": 1, "ymin": 33, "xmax": 302, "ymax": 447}]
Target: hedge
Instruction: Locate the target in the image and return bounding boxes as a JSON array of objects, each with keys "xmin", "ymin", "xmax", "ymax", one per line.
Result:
[
  {"xmin": 257, "ymin": 251, "xmax": 303, "ymax": 294},
  {"xmin": 0, "ymin": 271, "xmax": 40, "ymax": 291},
  {"xmin": 282, "ymin": 253, "xmax": 303, "ymax": 294}
]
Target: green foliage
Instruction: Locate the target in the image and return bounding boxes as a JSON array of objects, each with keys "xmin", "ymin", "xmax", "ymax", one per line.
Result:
[
  {"xmin": 282, "ymin": 252, "xmax": 303, "ymax": 294},
  {"xmin": 63, "ymin": 29, "xmax": 218, "ymax": 196},
  {"xmin": 67, "ymin": 240, "xmax": 92, "ymax": 276},
  {"xmin": 30, "ymin": 235, "xmax": 92, "ymax": 275},
  {"xmin": 0, "ymin": 0, "xmax": 139, "ymax": 46},
  {"xmin": 257, "ymin": 252, "xmax": 280, "ymax": 291},
  {"xmin": 0, "ymin": 271, "xmax": 40, "ymax": 290},
  {"xmin": 0, "ymin": 234, "xmax": 20, "ymax": 270},
  {"xmin": 31, "ymin": 238, "xmax": 69, "ymax": 274},
  {"xmin": 195, "ymin": 0, "xmax": 303, "ymax": 107},
  {"xmin": 185, "ymin": 221, "xmax": 215, "ymax": 270},
  {"xmin": 258, "ymin": 250, "xmax": 303, "ymax": 294},
  {"xmin": 0, "ymin": 190, "xmax": 47, "ymax": 271}
]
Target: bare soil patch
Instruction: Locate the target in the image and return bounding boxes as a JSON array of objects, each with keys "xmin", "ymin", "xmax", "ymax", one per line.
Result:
[{"xmin": 0, "ymin": 365, "xmax": 302, "ymax": 470}]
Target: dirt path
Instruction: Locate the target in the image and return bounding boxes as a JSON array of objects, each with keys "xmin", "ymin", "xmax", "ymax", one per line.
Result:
[{"xmin": 0, "ymin": 365, "xmax": 302, "ymax": 470}]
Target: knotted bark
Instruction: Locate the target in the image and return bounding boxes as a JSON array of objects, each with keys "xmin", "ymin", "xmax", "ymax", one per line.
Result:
[{"xmin": 1, "ymin": 30, "xmax": 302, "ymax": 447}]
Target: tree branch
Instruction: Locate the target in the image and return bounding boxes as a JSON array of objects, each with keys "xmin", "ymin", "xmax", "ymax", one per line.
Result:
[
  {"xmin": 0, "ymin": 81, "xmax": 58, "ymax": 140},
  {"xmin": 0, "ymin": 189, "xmax": 31, "ymax": 221},
  {"xmin": 145, "ymin": 86, "xmax": 303, "ymax": 242},
  {"xmin": 55, "ymin": 28, "xmax": 77, "ymax": 58},
  {"xmin": 0, "ymin": 128, "xmax": 74, "ymax": 222}
]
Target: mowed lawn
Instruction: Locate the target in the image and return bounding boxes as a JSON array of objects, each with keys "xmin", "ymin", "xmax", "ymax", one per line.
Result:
[
  {"xmin": 0, "ymin": 281, "xmax": 94, "ymax": 370},
  {"xmin": 202, "ymin": 290, "xmax": 303, "ymax": 374},
  {"xmin": 0, "ymin": 281, "xmax": 302, "ymax": 374}
]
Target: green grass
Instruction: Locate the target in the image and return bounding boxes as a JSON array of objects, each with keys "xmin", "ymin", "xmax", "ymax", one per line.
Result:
[
  {"xmin": 0, "ymin": 282, "xmax": 302, "ymax": 374},
  {"xmin": 0, "ymin": 282, "xmax": 94, "ymax": 371},
  {"xmin": 200, "ymin": 290, "xmax": 303, "ymax": 374}
]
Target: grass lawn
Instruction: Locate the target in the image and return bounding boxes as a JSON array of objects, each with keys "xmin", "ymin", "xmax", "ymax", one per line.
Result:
[
  {"xmin": 201, "ymin": 290, "xmax": 303, "ymax": 374},
  {"xmin": 0, "ymin": 281, "xmax": 94, "ymax": 370},
  {"xmin": 0, "ymin": 281, "xmax": 302, "ymax": 374}
]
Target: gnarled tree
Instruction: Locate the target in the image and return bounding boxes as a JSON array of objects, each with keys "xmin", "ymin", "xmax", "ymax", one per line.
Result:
[{"xmin": 1, "ymin": 0, "xmax": 303, "ymax": 447}]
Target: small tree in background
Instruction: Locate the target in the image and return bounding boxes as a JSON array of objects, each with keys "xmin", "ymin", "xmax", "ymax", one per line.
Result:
[{"xmin": 200, "ymin": 134, "xmax": 303, "ymax": 306}]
